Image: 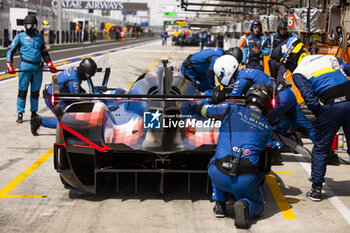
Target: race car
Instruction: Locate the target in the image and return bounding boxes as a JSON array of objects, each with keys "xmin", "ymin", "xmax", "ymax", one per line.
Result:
[{"xmin": 52, "ymin": 60, "xmax": 244, "ymax": 194}]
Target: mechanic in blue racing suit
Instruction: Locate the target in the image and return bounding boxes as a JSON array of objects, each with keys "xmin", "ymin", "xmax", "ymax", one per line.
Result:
[
  {"xmin": 242, "ymin": 21, "xmax": 269, "ymax": 71},
  {"xmin": 277, "ymin": 37, "xmax": 350, "ymax": 201},
  {"xmin": 30, "ymin": 58, "xmax": 97, "ymax": 136},
  {"xmin": 180, "ymin": 47, "xmax": 242, "ymax": 92},
  {"xmin": 214, "ymin": 55, "xmax": 318, "ymax": 165},
  {"xmin": 265, "ymin": 21, "xmax": 295, "ymax": 80},
  {"xmin": 6, "ymin": 14, "xmax": 58, "ymax": 123},
  {"xmin": 197, "ymin": 82, "xmax": 274, "ymax": 229}
]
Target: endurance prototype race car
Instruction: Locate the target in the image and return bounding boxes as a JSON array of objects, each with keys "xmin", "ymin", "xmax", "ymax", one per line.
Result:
[
  {"xmin": 52, "ymin": 59, "xmax": 245, "ymax": 194},
  {"xmin": 52, "ymin": 60, "xmax": 311, "ymax": 194}
]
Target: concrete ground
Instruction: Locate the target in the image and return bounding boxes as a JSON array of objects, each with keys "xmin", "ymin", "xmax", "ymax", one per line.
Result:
[{"xmin": 0, "ymin": 40, "xmax": 350, "ymax": 233}]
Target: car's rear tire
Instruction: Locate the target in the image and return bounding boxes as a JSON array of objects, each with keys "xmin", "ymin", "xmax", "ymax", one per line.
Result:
[
  {"xmin": 56, "ymin": 123, "xmax": 63, "ymax": 144},
  {"xmin": 56, "ymin": 124, "xmax": 72, "ymax": 189},
  {"xmin": 60, "ymin": 174, "xmax": 72, "ymax": 189}
]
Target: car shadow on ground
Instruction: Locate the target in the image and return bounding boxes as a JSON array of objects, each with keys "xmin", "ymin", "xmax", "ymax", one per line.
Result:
[{"xmin": 65, "ymin": 171, "xmax": 302, "ymax": 227}]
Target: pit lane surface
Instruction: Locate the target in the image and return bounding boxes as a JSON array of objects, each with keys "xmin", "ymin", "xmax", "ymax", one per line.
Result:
[{"xmin": 1, "ymin": 41, "xmax": 350, "ymax": 233}]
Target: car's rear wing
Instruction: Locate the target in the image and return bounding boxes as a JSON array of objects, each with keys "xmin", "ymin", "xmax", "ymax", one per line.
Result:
[{"xmin": 51, "ymin": 92, "xmax": 246, "ymax": 104}]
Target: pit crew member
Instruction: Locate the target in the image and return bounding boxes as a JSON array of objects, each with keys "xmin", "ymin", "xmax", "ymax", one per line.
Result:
[
  {"xmin": 197, "ymin": 82, "xmax": 274, "ymax": 229},
  {"xmin": 265, "ymin": 21, "xmax": 295, "ymax": 80},
  {"xmin": 30, "ymin": 58, "xmax": 97, "ymax": 136},
  {"xmin": 6, "ymin": 14, "xmax": 58, "ymax": 123},
  {"xmin": 242, "ymin": 21, "xmax": 269, "ymax": 71},
  {"xmin": 180, "ymin": 47, "xmax": 242, "ymax": 92},
  {"xmin": 277, "ymin": 36, "xmax": 350, "ymax": 201}
]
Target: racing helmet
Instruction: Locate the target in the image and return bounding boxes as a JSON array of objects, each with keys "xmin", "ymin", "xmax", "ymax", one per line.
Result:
[
  {"xmin": 77, "ymin": 58, "xmax": 97, "ymax": 80},
  {"xmin": 24, "ymin": 14, "xmax": 38, "ymax": 36},
  {"xmin": 278, "ymin": 21, "xmax": 288, "ymax": 30},
  {"xmin": 213, "ymin": 55, "xmax": 239, "ymax": 87},
  {"xmin": 245, "ymin": 83, "xmax": 273, "ymax": 118},
  {"xmin": 225, "ymin": 47, "xmax": 243, "ymax": 64},
  {"xmin": 278, "ymin": 37, "xmax": 308, "ymax": 72},
  {"xmin": 250, "ymin": 20, "xmax": 262, "ymax": 32}
]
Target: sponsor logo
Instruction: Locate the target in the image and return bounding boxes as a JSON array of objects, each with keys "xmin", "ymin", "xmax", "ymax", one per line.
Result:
[
  {"xmin": 334, "ymin": 96, "xmax": 346, "ymax": 103},
  {"xmin": 143, "ymin": 111, "xmax": 221, "ymax": 129},
  {"xmin": 143, "ymin": 110, "xmax": 161, "ymax": 129},
  {"xmin": 281, "ymin": 43, "xmax": 289, "ymax": 55},
  {"xmin": 232, "ymin": 146, "xmax": 251, "ymax": 155},
  {"xmin": 330, "ymin": 57, "xmax": 340, "ymax": 70},
  {"xmin": 238, "ymin": 111, "xmax": 269, "ymax": 129}
]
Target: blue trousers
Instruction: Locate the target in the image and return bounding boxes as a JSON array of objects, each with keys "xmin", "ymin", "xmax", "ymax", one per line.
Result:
[
  {"xmin": 311, "ymin": 101, "xmax": 350, "ymax": 183},
  {"xmin": 41, "ymin": 97, "xmax": 58, "ymax": 129},
  {"xmin": 17, "ymin": 62, "xmax": 42, "ymax": 113},
  {"xmin": 209, "ymin": 165, "xmax": 264, "ymax": 218}
]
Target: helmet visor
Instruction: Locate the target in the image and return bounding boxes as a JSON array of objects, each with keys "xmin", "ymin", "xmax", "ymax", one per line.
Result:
[
  {"xmin": 25, "ymin": 24, "xmax": 37, "ymax": 30},
  {"xmin": 84, "ymin": 72, "xmax": 92, "ymax": 79},
  {"xmin": 218, "ymin": 72, "xmax": 235, "ymax": 87}
]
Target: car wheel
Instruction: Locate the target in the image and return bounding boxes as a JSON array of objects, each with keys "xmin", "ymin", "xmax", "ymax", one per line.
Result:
[
  {"xmin": 60, "ymin": 174, "xmax": 72, "ymax": 189},
  {"xmin": 56, "ymin": 123, "xmax": 63, "ymax": 144}
]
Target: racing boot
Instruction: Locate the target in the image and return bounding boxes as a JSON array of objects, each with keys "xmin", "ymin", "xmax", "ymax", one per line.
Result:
[
  {"xmin": 306, "ymin": 183, "xmax": 322, "ymax": 202},
  {"xmin": 234, "ymin": 200, "xmax": 249, "ymax": 229},
  {"xmin": 327, "ymin": 150, "xmax": 340, "ymax": 166},
  {"xmin": 271, "ymin": 150, "xmax": 283, "ymax": 165},
  {"xmin": 16, "ymin": 113, "xmax": 23, "ymax": 123},
  {"xmin": 31, "ymin": 116, "xmax": 42, "ymax": 136},
  {"xmin": 213, "ymin": 201, "xmax": 226, "ymax": 218}
]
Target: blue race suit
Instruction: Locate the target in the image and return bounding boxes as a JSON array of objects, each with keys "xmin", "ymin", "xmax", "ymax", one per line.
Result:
[
  {"xmin": 292, "ymin": 55, "xmax": 350, "ymax": 184},
  {"xmin": 230, "ymin": 68, "xmax": 315, "ymax": 142},
  {"xmin": 198, "ymin": 99, "xmax": 273, "ymax": 218},
  {"xmin": 7, "ymin": 32, "xmax": 48, "ymax": 113},
  {"xmin": 242, "ymin": 34, "xmax": 269, "ymax": 71},
  {"xmin": 42, "ymin": 67, "xmax": 82, "ymax": 129},
  {"xmin": 181, "ymin": 48, "xmax": 224, "ymax": 92},
  {"xmin": 266, "ymin": 32, "xmax": 294, "ymax": 80},
  {"xmin": 231, "ymin": 68, "xmax": 271, "ymax": 97}
]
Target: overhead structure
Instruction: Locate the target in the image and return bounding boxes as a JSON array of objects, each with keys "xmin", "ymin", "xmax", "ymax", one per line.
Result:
[{"xmin": 179, "ymin": 0, "xmax": 290, "ymax": 28}]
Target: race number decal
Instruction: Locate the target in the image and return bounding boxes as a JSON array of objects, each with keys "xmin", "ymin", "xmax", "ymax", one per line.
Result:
[{"xmin": 288, "ymin": 14, "xmax": 295, "ymax": 28}]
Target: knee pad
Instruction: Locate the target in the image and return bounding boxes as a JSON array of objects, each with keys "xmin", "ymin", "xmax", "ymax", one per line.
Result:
[
  {"xmin": 18, "ymin": 90, "xmax": 28, "ymax": 99},
  {"xmin": 31, "ymin": 91, "xmax": 40, "ymax": 99}
]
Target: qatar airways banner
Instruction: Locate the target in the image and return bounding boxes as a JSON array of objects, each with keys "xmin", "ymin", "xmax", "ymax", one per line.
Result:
[
  {"xmin": 51, "ymin": 0, "xmax": 124, "ymax": 10},
  {"xmin": 29, "ymin": 1, "xmax": 147, "ymax": 11}
]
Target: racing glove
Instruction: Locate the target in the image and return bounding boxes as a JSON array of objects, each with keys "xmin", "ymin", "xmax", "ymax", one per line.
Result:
[
  {"xmin": 7, "ymin": 62, "xmax": 15, "ymax": 74},
  {"xmin": 209, "ymin": 86, "xmax": 226, "ymax": 104},
  {"xmin": 47, "ymin": 61, "xmax": 58, "ymax": 73}
]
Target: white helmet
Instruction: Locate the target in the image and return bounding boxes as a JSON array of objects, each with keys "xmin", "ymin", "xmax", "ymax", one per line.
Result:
[{"xmin": 213, "ymin": 55, "xmax": 239, "ymax": 87}]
